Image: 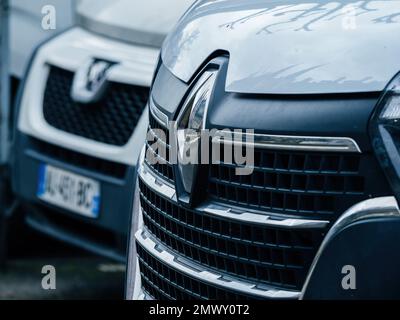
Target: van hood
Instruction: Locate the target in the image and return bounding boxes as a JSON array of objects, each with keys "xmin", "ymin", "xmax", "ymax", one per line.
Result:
[
  {"xmin": 162, "ymin": 0, "xmax": 400, "ymax": 94},
  {"xmin": 76, "ymin": 0, "xmax": 194, "ymax": 48}
]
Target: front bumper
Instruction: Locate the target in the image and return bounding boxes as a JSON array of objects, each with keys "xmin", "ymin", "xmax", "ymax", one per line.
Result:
[
  {"xmin": 13, "ymin": 133, "xmax": 136, "ymax": 262},
  {"xmin": 17, "ymin": 27, "xmax": 155, "ymax": 165},
  {"xmin": 126, "ymin": 121, "xmax": 393, "ymax": 299},
  {"xmin": 302, "ymin": 196, "xmax": 400, "ymax": 299},
  {"xmin": 12, "ymin": 26, "xmax": 158, "ymax": 261},
  {"xmin": 127, "ymin": 172, "xmax": 400, "ymax": 299},
  {"xmin": 126, "ymin": 58, "xmax": 397, "ymax": 299}
]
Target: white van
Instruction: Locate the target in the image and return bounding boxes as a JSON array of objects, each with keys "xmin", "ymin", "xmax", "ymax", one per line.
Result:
[{"xmin": 12, "ymin": 0, "xmax": 193, "ymax": 261}]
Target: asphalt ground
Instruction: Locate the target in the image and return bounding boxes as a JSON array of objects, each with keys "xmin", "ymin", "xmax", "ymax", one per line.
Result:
[{"xmin": 0, "ymin": 211, "xmax": 125, "ymax": 300}]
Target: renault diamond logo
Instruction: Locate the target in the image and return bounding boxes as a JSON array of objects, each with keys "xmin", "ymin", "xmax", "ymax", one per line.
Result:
[{"xmin": 71, "ymin": 58, "xmax": 116, "ymax": 104}]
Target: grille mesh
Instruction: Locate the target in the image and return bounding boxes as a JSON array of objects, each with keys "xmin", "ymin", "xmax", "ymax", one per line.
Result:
[
  {"xmin": 208, "ymin": 147, "xmax": 365, "ymax": 219},
  {"xmin": 139, "ymin": 179, "xmax": 324, "ymax": 290},
  {"xmin": 145, "ymin": 112, "xmax": 174, "ymax": 182},
  {"xmin": 138, "ymin": 100, "xmax": 391, "ymax": 299},
  {"xmin": 33, "ymin": 138, "xmax": 127, "ymax": 179},
  {"xmin": 43, "ymin": 66, "xmax": 148, "ymax": 146},
  {"xmin": 137, "ymin": 244, "xmax": 263, "ymax": 300}
]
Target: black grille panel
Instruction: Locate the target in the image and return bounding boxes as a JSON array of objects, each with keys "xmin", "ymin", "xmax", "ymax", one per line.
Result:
[
  {"xmin": 137, "ymin": 244, "xmax": 263, "ymax": 300},
  {"xmin": 145, "ymin": 112, "xmax": 174, "ymax": 182},
  {"xmin": 43, "ymin": 66, "xmax": 148, "ymax": 146},
  {"xmin": 208, "ymin": 148, "xmax": 365, "ymax": 219},
  {"xmin": 33, "ymin": 138, "xmax": 127, "ymax": 179},
  {"xmin": 139, "ymin": 179, "xmax": 324, "ymax": 290},
  {"xmin": 139, "ymin": 101, "xmax": 392, "ymax": 299},
  {"xmin": 149, "ymin": 112, "xmax": 170, "ymax": 144}
]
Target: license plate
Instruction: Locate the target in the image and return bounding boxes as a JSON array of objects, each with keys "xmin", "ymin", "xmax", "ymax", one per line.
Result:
[{"xmin": 37, "ymin": 164, "xmax": 100, "ymax": 218}]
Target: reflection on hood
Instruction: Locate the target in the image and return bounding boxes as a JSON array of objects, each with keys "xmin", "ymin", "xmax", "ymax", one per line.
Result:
[{"xmin": 162, "ymin": 0, "xmax": 400, "ymax": 94}]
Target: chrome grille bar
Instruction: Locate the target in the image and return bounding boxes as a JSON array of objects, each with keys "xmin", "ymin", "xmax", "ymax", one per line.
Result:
[
  {"xmin": 139, "ymin": 161, "xmax": 329, "ymax": 229},
  {"xmin": 136, "ymin": 229, "xmax": 301, "ymax": 300}
]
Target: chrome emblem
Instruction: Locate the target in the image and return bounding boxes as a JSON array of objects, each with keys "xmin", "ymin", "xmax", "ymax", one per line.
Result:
[{"xmin": 71, "ymin": 59, "xmax": 115, "ymax": 104}]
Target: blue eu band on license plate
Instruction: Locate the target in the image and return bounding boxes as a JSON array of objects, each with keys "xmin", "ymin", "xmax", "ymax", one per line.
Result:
[{"xmin": 37, "ymin": 163, "xmax": 101, "ymax": 218}]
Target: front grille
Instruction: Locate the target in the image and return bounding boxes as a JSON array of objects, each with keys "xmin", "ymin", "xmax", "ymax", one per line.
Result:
[
  {"xmin": 43, "ymin": 66, "xmax": 148, "ymax": 146},
  {"xmin": 208, "ymin": 148, "xmax": 366, "ymax": 220},
  {"xmin": 137, "ymin": 244, "xmax": 261, "ymax": 300},
  {"xmin": 139, "ymin": 179, "xmax": 323, "ymax": 291},
  {"xmin": 138, "ymin": 98, "xmax": 392, "ymax": 299},
  {"xmin": 144, "ymin": 112, "xmax": 174, "ymax": 183},
  {"xmin": 33, "ymin": 138, "xmax": 127, "ymax": 179},
  {"xmin": 138, "ymin": 136, "xmax": 391, "ymax": 299}
]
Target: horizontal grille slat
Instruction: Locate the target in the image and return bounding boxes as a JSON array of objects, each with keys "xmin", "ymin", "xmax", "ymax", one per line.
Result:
[
  {"xmin": 208, "ymin": 175, "xmax": 363, "ymax": 195},
  {"xmin": 139, "ymin": 179, "xmax": 324, "ymax": 290},
  {"xmin": 137, "ymin": 244, "xmax": 262, "ymax": 300},
  {"xmin": 43, "ymin": 66, "xmax": 148, "ymax": 146},
  {"xmin": 139, "ymin": 100, "xmax": 392, "ymax": 300},
  {"xmin": 145, "ymin": 112, "xmax": 174, "ymax": 182},
  {"xmin": 208, "ymin": 147, "xmax": 365, "ymax": 218},
  {"xmin": 32, "ymin": 138, "xmax": 127, "ymax": 179}
]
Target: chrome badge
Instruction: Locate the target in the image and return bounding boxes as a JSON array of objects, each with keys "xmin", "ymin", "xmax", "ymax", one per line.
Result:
[{"xmin": 70, "ymin": 58, "xmax": 115, "ymax": 104}]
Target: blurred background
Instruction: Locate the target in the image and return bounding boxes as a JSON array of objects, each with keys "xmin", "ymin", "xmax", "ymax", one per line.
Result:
[
  {"xmin": 0, "ymin": 0, "xmax": 196, "ymax": 299},
  {"xmin": 1, "ymin": 0, "xmax": 126, "ymax": 299}
]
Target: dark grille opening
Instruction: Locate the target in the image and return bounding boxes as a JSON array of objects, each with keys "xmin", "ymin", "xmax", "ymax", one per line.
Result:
[
  {"xmin": 137, "ymin": 243, "xmax": 263, "ymax": 300},
  {"xmin": 149, "ymin": 112, "xmax": 170, "ymax": 144},
  {"xmin": 43, "ymin": 66, "xmax": 149, "ymax": 146},
  {"xmin": 139, "ymin": 179, "xmax": 324, "ymax": 290},
  {"xmin": 208, "ymin": 147, "xmax": 366, "ymax": 219},
  {"xmin": 139, "ymin": 112, "xmax": 392, "ymax": 298},
  {"xmin": 145, "ymin": 112, "xmax": 174, "ymax": 182},
  {"xmin": 32, "ymin": 138, "xmax": 127, "ymax": 179},
  {"xmin": 145, "ymin": 155, "xmax": 174, "ymax": 183}
]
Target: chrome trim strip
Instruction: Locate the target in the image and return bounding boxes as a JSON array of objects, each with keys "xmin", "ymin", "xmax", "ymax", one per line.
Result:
[
  {"xmin": 141, "ymin": 290, "xmax": 155, "ymax": 300},
  {"xmin": 145, "ymin": 141, "xmax": 171, "ymax": 165},
  {"xmin": 135, "ymin": 229, "xmax": 300, "ymax": 300},
  {"xmin": 175, "ymin": 70, "xmax": 217, "ymax": 131},
  {"xmin": 138, "ymin": 162, "xmax": 176, "ymax": 200},
  {"xmin": 139, "ymin": 160, "xmax": 329, "ymax": 229},
  {"xmin": 300, "ymin": 196, "xmax": 400, "ymax": 299},
  {"xmin": 149, "ymin": 96, "xmax": 169, "ymax": 128},
  {"xmin": 199, "ymin": 202, "xmax": 330, "ymax": 229},
  {"xmin": 213, "ymin": 132, "xmax": 361, "ymax": 153},
  {"xmin": 134, "ymin": 263, "xmax": 156, "ymax": 300},
  {"xmin": 147, "ymin": 127, "xmax": 169, "ymax": 148},
  {"xmin": 126, "ymin": 180, "xmax": 143, "ymax": 300},
  {"xmin": 132, "ymin": 259, "xmax": 145, "ymax": 300}
]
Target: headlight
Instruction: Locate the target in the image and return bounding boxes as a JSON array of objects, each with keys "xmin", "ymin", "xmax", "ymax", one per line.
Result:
[
  {"xmin": 370, "ymin": 72, "xmax": 400, "ymax": 202},
  {"xmin": 175, "ymin": 69, "xmax": 218, "ymax": 193}
]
